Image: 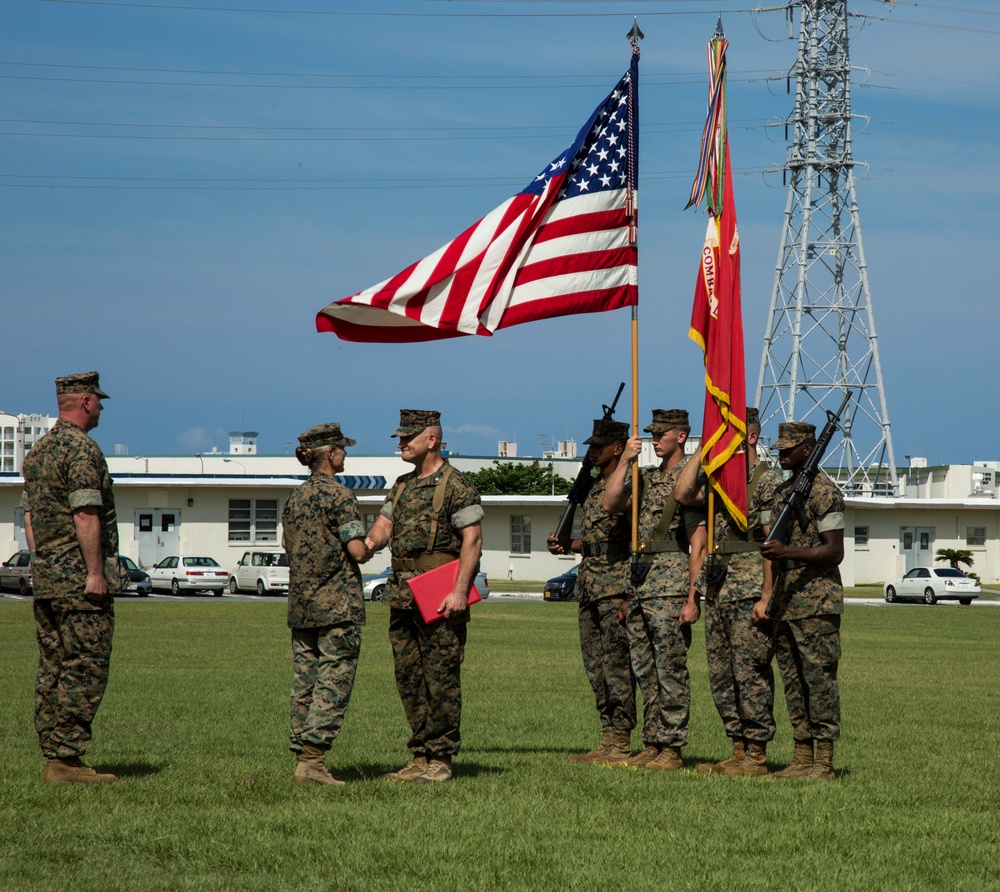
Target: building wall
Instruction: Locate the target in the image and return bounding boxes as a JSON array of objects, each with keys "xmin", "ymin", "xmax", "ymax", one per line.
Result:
[{"xmin": 845, "ymin": 501, "xmax": 1000, "ymax": 585}]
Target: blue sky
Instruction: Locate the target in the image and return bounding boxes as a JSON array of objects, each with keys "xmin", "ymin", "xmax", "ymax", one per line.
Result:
[{"xmin": 2, "ymin": 1, "xmax": 996, "ymax": 467}]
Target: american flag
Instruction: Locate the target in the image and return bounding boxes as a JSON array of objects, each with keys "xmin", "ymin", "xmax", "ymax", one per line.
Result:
[{"xmin": 316, "ymin": 58, "xmax": 638, "ymax": 342}]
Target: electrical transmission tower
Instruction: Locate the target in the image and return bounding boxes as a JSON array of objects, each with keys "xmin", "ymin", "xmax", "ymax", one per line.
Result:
[{"xmin": 755, "ymin": 0, "xmax": 898, "ymax": 496}]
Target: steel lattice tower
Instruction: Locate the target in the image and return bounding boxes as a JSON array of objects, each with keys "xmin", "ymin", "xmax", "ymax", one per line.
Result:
[{"xmin": 755, "ymin": 0, "xmax": 898, "ymax": 495}]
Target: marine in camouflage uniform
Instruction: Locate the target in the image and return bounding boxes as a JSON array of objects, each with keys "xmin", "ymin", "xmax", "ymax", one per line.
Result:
[
  {"xmin": 604, "ymin": 409, "xmax": 701, "ymax": 770},
  {"xmin": 366, "ymin": 410, "xmax": 483, "ymax": 783},
  {"xmin": 22, "ymin": 371, "xmax": 119, "ymax": 784},
  {"xmin": 546, "ymin": 419, "xmax": 634, "ymax": 764},
  {"xmin": 760, "ymin": 421, "xmax": 846, "ymax": 781},
  {"xmin": 282, "ymin": 422, "xmax": 372, "ymax": 786},
  {"xmin": 678, "ymin": 408, "xmax": 784, "ymax": 776}
]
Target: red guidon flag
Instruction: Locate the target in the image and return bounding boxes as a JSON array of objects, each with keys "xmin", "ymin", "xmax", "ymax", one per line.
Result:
[
  {"xmin": 689, "ymin": 141, "xmax": 747, "ymax": 529},
  {"xmin": 316, "ymin": 58, "xmax": 639, "ymax": 342}
]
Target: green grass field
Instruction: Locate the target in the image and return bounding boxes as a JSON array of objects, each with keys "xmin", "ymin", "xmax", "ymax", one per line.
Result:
[{"xmin": 1, "ymin": 598, "xmax": 998, "ymax": 892}]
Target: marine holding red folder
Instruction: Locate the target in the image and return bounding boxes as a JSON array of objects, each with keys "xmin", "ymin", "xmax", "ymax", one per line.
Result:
[{"xmin": 363, "ymin": 409, "xmax": 484, "ymax": 785}]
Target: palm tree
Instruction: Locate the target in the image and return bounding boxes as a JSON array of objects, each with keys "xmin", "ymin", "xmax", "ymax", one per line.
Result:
[{"xmin": 935, "ymin": 548, "xmax": 974, "ymax": 571}]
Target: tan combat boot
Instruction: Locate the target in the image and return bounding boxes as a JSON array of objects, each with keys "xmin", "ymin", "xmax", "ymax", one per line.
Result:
[
  {"xmin": 596, "ymin": 729, "xmax": 632, "ymax": 765},
  {"xmin": 645, "ymin": 745, "xmax": 683, "ymax": 771},
  {"xmin": 698, "ymin": 739, "xmax": 745, "ymax": 775},
  {"xmin": 43, "ymin": 757, "xmax": 117, "ymax": 785},
  {"xmin": 412, "ymin": 756, "xmax": 454, "ymax": 784},
  {"xmin": 805, "ymin": 740, "xmax": 836, "ymax": 781},
  {"xmin": 771, "ymin": 739, "xmax": 814, "ymax": 779},
  {"xmin": 569, "ymin": 726, "xmax": 614, "ymax": 763},
  {"xmin": 293, "ymin": 744, "xmax": 345, "ymax": 786},
  {"xmin": 381, "ymin": 755, "xmax": 429, "ymax": 782},
  {"xmin": 723, "ymin": 742, "xmax": 769, "ymax": 777},
  {"xmin": 625, "ymin": 745, "xmax": 660, "ymax": 768}
]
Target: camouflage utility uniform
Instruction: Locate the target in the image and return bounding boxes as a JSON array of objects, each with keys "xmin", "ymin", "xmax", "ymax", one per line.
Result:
[
  {"xmin": 698, "ymin": 465, "xmax": 783, "ymax": 746},
  {"xmin": 576, "ymin": 478, "xmax": 635, "ymax": 735},
  {"xmin": 628, "ymin": 460, "xmax": 695, "ymax": 749},
  {"xmin": 282, "ymin": 473, "xmax": 366, "ymax": 753},
  {"xmin": 22, "ymin": 419, "xmax": 119, "ymax": 760},
  {"xmin": 382, "ymin": 462, "xmax": 483, "ymax": 760},
  {"xmin": 765, "ymin": 470, "xmax": 845, "ymax": 743}
]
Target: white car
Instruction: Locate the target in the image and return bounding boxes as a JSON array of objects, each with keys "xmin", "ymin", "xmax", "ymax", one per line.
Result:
[
  {"xmin": 148, "ymin": 555, "xmax": 229, "ymax": 595},
  {"xmin": 361, "ymin": 567, "xmax": 490, "ymax": 602},
  {"xmin": 883, "ymin": 567, "xmax": 980, "ymax": 605},
  {"xmin": 0, "ymin": 550, "xmax": 32, "ymax": 595},
  {"xmin": 229, "ymin": 550, "xmax": 289, "ymax": 595}
]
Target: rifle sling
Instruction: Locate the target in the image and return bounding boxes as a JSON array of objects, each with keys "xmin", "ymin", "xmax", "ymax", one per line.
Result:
[
  {"xmin": 706, "ymin": 463, "xmax": 770, "ymax": 564},
  {"xmin": 635, "ymin": 487, "xmax": 682, "ymax": 556}
]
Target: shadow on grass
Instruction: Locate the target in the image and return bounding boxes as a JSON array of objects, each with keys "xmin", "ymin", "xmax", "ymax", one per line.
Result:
[
  {"xmin": 101, "ymin": 760, "xmax": 163, "ymax": 779},
  {"xmin": 470, "ymin": 745, "xmax": 587, "ymax": 756},
  {"xmin": 687, "ymin": 752, "xmax": 853, "ymax": 781},
  {"xmin": 334, "ymin": 761, "xmax": 504, "ymax": 782}
]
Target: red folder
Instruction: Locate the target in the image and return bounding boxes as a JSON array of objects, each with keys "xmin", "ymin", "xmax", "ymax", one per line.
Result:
[{"xmin": 406, "ymin": 559, "xmax": 481, "ymax": 624}]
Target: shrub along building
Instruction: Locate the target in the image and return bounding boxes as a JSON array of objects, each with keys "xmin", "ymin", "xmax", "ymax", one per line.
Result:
[{"xmin": 0, "ymin": 443, "xmax": 998, "ymax": 587}]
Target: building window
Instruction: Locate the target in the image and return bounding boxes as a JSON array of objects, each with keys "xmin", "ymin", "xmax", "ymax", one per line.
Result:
[
  {"xmin": 854, "ymin": 526, "xmax": 869, "ymax": 546},
  {"xmin": 967, "ymin": 527, "xmax": 986, "ymax": 547},
  {"xmin": 510, "ymin": 515, "xmax": 531, "ymax": 554},
  {"xmin": 228, "ymin": 499, "xmax": 278, "ymax": 542}
]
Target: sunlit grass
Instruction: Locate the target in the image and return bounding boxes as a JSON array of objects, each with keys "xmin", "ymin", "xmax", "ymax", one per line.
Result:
[{"xmin": 1, "ymin": 599, "xmax": 998, "ymax": 891}]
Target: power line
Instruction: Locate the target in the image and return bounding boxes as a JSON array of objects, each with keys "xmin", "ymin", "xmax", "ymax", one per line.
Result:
[
  {"xmin": 3, "ymin": 164, "xmax": 997, "ymax": 191},
  {"xmin": 36, "ymin": 0, "xmax": 751, "ymax": 18},
  {"xmin": 0, "ymin": 60, "xmax": 781, "ymax": 81},
  {"xmin": 3, "ymin": 59, "xmax": 996, "ymax": 92},
  {"xmin": 0, "ymin": 71, "xmax": 770, "ymax": 90}
]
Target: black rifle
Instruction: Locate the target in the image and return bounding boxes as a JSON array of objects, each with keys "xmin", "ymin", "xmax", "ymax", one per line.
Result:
[
  {"xmin": 553, "ymin": 382, "xmax": 626, "ymax": 552},
  {"xmin": 764, "ymin": 391, "xmax": 853, "ymax": 545}
]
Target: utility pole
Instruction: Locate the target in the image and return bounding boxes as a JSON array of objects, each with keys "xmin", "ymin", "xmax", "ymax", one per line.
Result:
[{"xmin": 756, "ymin": 0, "xmax": 898, "ymax": 496}]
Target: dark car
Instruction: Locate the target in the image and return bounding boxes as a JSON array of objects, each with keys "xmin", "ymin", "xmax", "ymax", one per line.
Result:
[
  {"xmin": 544, "ymin": 564, "xmax": 579, "ymax": 602},
  {"xmin": 119, "ymin": 556, "xmax": 152, "ymax": 597}
]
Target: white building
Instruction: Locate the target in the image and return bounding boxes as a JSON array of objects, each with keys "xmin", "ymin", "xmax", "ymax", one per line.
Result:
[
  {"xmin": 0, "ymin": 412, "xmax": 57, "ymax": 474},
  {"xmin": 1, "ymin": 448, "xmax": 998, "ymax": 585}
]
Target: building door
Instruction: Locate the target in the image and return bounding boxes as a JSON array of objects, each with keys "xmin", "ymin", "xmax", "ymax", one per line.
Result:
[
  {"xmin": 136, "ymin": 509, "xmax": 180, "ymax": 566},
  {"xmin": 900, "ymin": 526, "xmax": 934, "ymax": 572}
]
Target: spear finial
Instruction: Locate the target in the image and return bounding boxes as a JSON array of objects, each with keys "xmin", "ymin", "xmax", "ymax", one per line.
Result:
[{"xmin": 628, "ymin": 17, "xmax": 644, "ymax": 54}]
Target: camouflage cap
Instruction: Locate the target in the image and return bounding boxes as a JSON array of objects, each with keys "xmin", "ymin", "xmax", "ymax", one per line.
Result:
[
  {"xmin": 773, "ymin": 421, "xmax": 816, "ymax": 449},
  {"xmin": 55, "ymin": 371, "xmax": 109, "ymax": 399},
  {"xmin": 746, "ymin": 406, "xmax": 760, "ymax": 427},
  {"xmin": 298, "ymin": 422, "xmax": 356, "ymax": 450},
  {"xmin": 643, "ymin": 408, "xmax": 689, "ymax": 434},
  {"xmin": 391, "ymin": 409, "xmax": 441, "ymax": 438},
  {"xmin": 583, "ymin": 418, "xmax": 630, "ymax": 446}
]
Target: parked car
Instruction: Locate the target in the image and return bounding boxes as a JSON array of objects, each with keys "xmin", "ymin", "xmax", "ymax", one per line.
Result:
[
  {"xmin": 229, "ymin": 549, "xmax": 289, "ymax": 595},
  {"xmin": 148, "ymin": 555, "xmax": 229, "ymax": 595},
  {"xmin": 475, "ymin": 571, "xmax": 490, "ymax": 599},
  {"xmin": 118, "ymin": 556, "xmax": 152, "ymax": 596},
  {"xmin": 0, "ymin": 550, "xmax": 32, "ymax": 594},
  {"xmin": 361, "ymin": 567, "xmax": 490, "ymax": 602},
  {"xmin": 362, "ymin": 567, "xmax": 392, "ymax": 602},
  {"xmin": 544, "ymin": 564, "xmax": 579, "ymax": 602},
  {"xmin": 883, "ymin": 566, "xmax": 980, "ymax": 605}
]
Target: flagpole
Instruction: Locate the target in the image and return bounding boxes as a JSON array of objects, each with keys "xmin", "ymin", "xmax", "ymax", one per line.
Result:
[
  {"xmin": 627, "ymin": 20, "xmax": 643, "ymax": 556},
  {"xmin": 625, "ymin": 17, "xmax": 645, "ymax": 561}
]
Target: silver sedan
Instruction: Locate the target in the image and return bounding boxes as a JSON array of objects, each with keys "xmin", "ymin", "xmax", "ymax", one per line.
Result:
[{"xmin": 148, "ymin": 555, "xmax": 229, "ymax": 596}]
